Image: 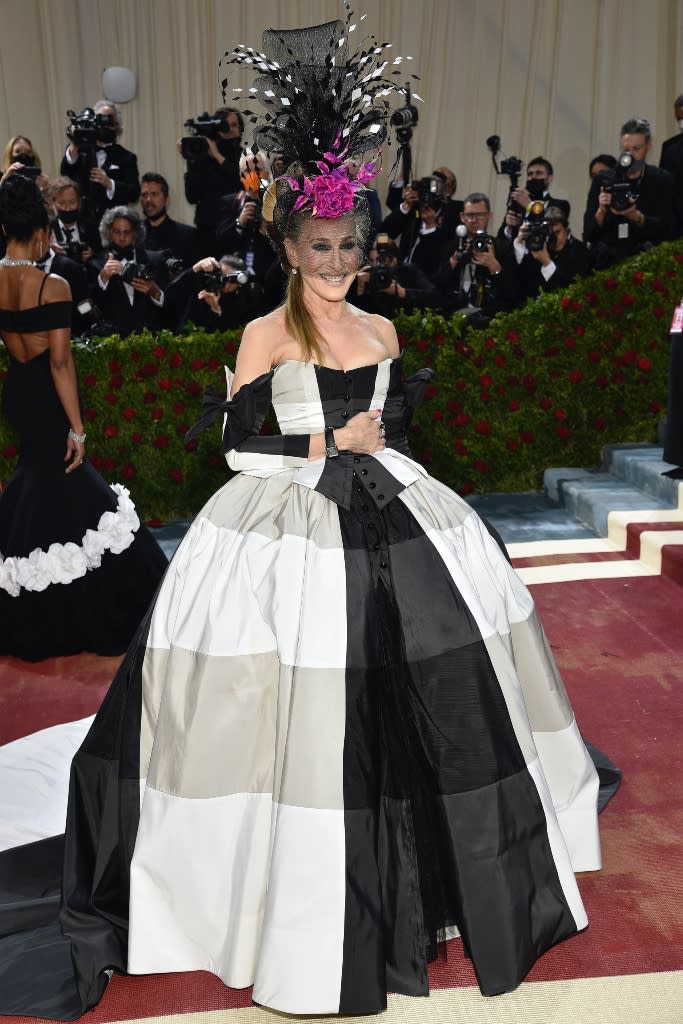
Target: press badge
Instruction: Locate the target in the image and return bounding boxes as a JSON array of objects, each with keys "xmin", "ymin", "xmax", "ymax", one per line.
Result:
[{"xmin": 618, "ymin": 222, "xmax": 629, "ymax": 239}]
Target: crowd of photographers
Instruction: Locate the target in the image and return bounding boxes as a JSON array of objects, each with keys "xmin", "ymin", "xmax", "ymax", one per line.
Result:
[{"xmin": 0, "ymin": 99, "xmax": 681, "ymax": 338}]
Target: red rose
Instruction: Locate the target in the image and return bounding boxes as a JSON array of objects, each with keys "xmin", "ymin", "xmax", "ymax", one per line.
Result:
[
  {"xmin": 632, "ymin": 271, "xmax": 644, "ymax": 285},
  {"xmin": 595, "ymin": 308, "xmax": 606, "ymax": 319},
  {"xmin": 611, "ymin": 305, "xmax": 622, "ymax": 317},
  {"xmin": 480, "ymin": 391, "xmax": 491, "ymax": 403},
  {"xmin": 561, "ymin": 296, "xmax": 571, "ymax": 310},
  {"xmin": 120, "ymin": 462, "xmax": 137, "ymax": 480},
  {"xmin": 84, "ymin": 408, "xmax": 98, "ymax": 421},
  {"xmin": 564, "ymin": 336, "xmax": 576, "ymax": 349},
  {"xmin": 224, "ymin": 340, "xmax": 237, "ymax": 355},
  {"xmin": 610, "ymin": 372, "xmax": 624, "ymax": 385},
  {"xmin": 122, "ymin": 407, "xmax": 136, "ymax": 420},
  {"xmin": 650, "ymin": 279, "xmax": 664, "ymax": 293},
  {"xmin": 604, "ymin": 278, "xmax": 618, "ymax": 290},
  {"xmin": 585, "ymin": 291, "xmax": 598, "ymax": 304},
  {"xmin": 151, "ymin": 408, "xmax": 164, "ymax": 421},
  {"xmin": 479, "ymin": 374, "xmax": 493, "ymax": 388},
  {"xmin": 593, "ymin": 417, "xmax": 606, "ymax": 431},
  {"xmin": 649, "ymin": 339, "xmax": 659, "ymax": 350},
  {"xmin": 508, "ymin": 399, "xmax": 520, "ymax": 411},
  {"xmin": 131, "ymin": 432, "xmax": 142, "ymax": 444},
  {"xmin": 108, "ymin": 359, "xmax": 121, "ymax": 372},
  {"xmin": 185, "ymin": 438, "xmax": 198, "ymax": 452},
  {"xmin": 2, "ymin": 443, "xmax": 18, "ymax": 458},
  {"xmin": 104, "ymin": 393, "xmax": 117, "ymax": 404},
  {"xmin": 187, "ymin": 381, "xmax": 202, "ymax": 396},
  {"xmin": 153, "ymin": 435, "xmax": 169, "ymax": 449},
  {"xmin": 506, "ymin": 330, "xmax": 519, "ymax": 343},
  {"xmin": 459, "ymin": 480, "xmax": 474, "ymax": 495},
  {"xmin": 143, "ymin": 391, "xmax": 157, "ymax": 403},
  {"xmin": 484, "ymin": 336, "xmax": 496, "ymax": 349},
  {"xmin": 153, "ymin": 345, "xmax": 166, "ymax": 359},
  {"xmin": 159, "ymin": 378, "xmax": 173, "ymax": 391},
  {"xmin": 539, "ymin": 397, "xmax": 552, "ymax": 410},
  {"xmin": 557, "ymin": 425, "xmax": 570, "ymax": 440},
  {"xmin": 555, "ymin": 408, "xmax": 567, "ymax": 420},
  {"xmin": 473, "ymin": 355, "xmax": 484, "ymax": 368},
  {"xmin": 454, "ymin": 439, "xmax": 468, "ymax": 455},
  {"xmin": 432, "ymin": 410, "xmax": 444, "ymax": 421},
  {"xmin": 208, "ymin": 356, "xmax": 221, "ymax": 370},
  {"xmin": 622, "ymin": 350, "xmax": 637, "ymax": 364},
  {"xmin": 652, "ymin": 306, "xmax": 664, "ymax": 318},
  {"xmin": 454, "ymin": 412, "xmax": 469, "ymax": 427},
  {"xmin": 475, "ymin": 420, "xmax": 491, "ymax": 435},
  {"xmin": 506, "ymin": 438, "xmax": 518, "ymax": 450},
  {"xmin": 522, "ymin": 374, "xmax": 536, "ymax": 392},
  {"xmin": 138, "ymin": 362, "xmax": 159, "ymax": 379},
  {"xmin": 177, "ymin": 422, "xmax": 190, "ymax": 435},
  {"xmin": 173, "ymin": 400, "xmax": 186, "ymax": 415},
  {"xmin": 102, "ymin": 457, "xmax": 116, "ymax": 472},
  {"xmin": 84, "ymin": 374, "xmax": 97, "ymax": 387},
  {"xmin": 104, "ymin": 424, "xmax": 118, "ymax": 437},
  {"xmin": 494, "ymin": 353, "xmax": 507, "ymax": 367},
  {"xmin": 146, "ymin": 517, "xmax": 163, "ymax": 528},
  {"xmin": 446, "ymin": 399, "xmax": 462, "ymax": 413},
  {"xmin": 170, "ymin": 468, "xmax": 184, "ymax": 483},
  {"xmin": 425, "ymin": 384, "xmax": 438, "ymax": 399},
  {"xmin": 169, "ymin": 352, "xmax": 183, "ymax": 369},
  {"xmin": 519, "ymin": 430, "xmax": 535, "ymax": 444},
  {"xmin": 130, "ymin": 350, "xmax": 140, "ymax": 362},
  {"xmin": 637, "ymin": 357, "xmax": 652, "ymax": 371},
  {"xmin": 455, "ymin": 379, "xmax": 466, "ymax": 391},
  {"xmin": 474, "ymin": 459, "xmax": 488, "ymax": 474},
  {"xmin": 587, "ymin": 350, "xmax": 601, "ymax": 363},
  {"xmin": 621, "ymin": 292, "xmax": 635, "ymax": 306},
  {"xmin": 649, "ymin": 401, "xmax": 661, "ymax": 413},
  {"xmin": 569, "ymin": 370, "xmax": 583, "ymax": 384},
  {"xmin": 109, "ymin": 375, "xmax": 123, "ymax": 390},
  {"xmin": 191, "ymin": 358, "xmax": 205, "ymax": 371},
  {"xmin": 572, "ymin": 300, "xmax": 582, "ymax": 312},
  {"xmin": 434, "ymin": 332, "xmax": 446, "ymax": 347}
]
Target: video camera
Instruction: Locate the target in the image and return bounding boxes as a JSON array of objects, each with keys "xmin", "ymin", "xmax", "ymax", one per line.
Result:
[
  {"xmin": 66, "ymin": 107, "xmax": 115, "ymax": 154},
  {"xmin": 603, "ymin": 152, "xmax": 639, "ymax": 212},
  {"xmin": 486, "ymin": 135, "xmax": 526, "ymax": 213},
  {"xmin": 180, "ymin": 113, "xmax": 229, "ymax": 161}
]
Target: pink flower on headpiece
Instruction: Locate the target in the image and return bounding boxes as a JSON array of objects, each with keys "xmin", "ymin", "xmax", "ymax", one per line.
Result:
[{"xmin": 284, "ymin": 133, "xmax": 380, "ymax": 219}]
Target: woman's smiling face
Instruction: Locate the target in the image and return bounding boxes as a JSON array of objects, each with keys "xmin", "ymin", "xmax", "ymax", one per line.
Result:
[{"xmin": 285, "ymin": 215, "xmax": 362, "ymax": 301}]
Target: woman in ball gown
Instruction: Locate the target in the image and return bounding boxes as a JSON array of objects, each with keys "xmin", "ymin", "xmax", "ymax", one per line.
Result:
[
  {"xmin": 0, "ymin": 19, "xmax": 606, "ymax": 1022},
  {"xmin": 0, "ymin": 174, "xmax": 167, "ymax": 660}
]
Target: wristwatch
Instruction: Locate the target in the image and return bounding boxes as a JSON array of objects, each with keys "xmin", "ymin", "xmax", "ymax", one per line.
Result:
[{"xmin": 324, "ymin": 426, "xmax": 339, "ymax": 458}]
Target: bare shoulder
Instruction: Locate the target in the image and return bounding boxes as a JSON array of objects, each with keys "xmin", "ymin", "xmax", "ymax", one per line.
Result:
[
  {"xmin": 42, "ymin": 272, "xmax": 72, "ymax": 302},
  {"xmin": 234, "ymin": 309, "xmax": 287, "ymax": 387},
  {"xmin": 348, "ymin": 304, "xmax": 400, "ymax": 359}
]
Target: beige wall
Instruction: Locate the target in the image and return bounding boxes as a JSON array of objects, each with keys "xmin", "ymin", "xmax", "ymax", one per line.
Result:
[{"xmin": 1, "ymin": 0, "xmax": 682, "ymax": 236}]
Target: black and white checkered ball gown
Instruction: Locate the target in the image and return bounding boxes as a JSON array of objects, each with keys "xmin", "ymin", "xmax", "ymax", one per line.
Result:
[{"xmin": 22, "ymin": 355, "xmax": 603, "ymax": 1018}]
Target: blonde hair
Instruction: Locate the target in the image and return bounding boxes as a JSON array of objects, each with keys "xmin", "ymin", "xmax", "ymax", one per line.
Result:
[{"xmin": 2, "ymin": 135, "xmax": 41, "ymax": 173}]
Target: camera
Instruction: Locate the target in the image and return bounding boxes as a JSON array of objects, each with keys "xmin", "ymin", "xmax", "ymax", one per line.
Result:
[
  {"xmin": 603, "ymin": 152, "xmax": 638, "ymax": 212},
  {"xmin": 15, "ymin": 165, "xmax": 41, "ymax": 181},
  {"xmin": 180, "ymin": 112, "xmax": 227, "ymax": 160},
  {"xmin": 64, "ymin": 239, "xmax": 89, "ymax": 261},
  {"xmin": 410, "ymin": 176, "xmax": 444, "ymax": 209},
  {"xmin": 200, "ymin": 266, "xmax": 248, "ymax": 295},
  {"xmin": 241, "ymin": 195, "xmax": 262, "ymax": 230},
  {"xmin": 121, "ymin": 262, "xmax": 153, "ymax": 284},
  {"xmin": 524, "ymin": 200, "xmax": 550, "ymax": 252},
  {"xmin": 390, "ymin": 83, "xmax": 419, "ymax": 145},
  {"xmin": 66, "ymin": 107, "xmax": 115, "ymax": 153},
  {"xmin": 470, "ymin": 230, "xmax": 493, "ymax": 254},
  {"xmin": 486, "ymin": 135, "xmax": 526, "ymax": 213}
]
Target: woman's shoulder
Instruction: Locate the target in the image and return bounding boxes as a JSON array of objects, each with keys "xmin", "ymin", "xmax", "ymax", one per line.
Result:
[
  {"xmin": 42, "ymin": 272, "xmax": 72, "ymax": 303},
  {"xmin": 347, "ymin": 303, "xmax": 400, "ymax": 358}
]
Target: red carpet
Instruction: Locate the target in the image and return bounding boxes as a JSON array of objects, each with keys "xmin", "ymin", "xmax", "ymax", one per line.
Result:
[{"xmin": 1, "ymin": 573, "xmax": 682, "ymax": 1022}]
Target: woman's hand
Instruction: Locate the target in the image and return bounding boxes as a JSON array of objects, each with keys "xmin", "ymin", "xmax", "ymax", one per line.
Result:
[
  {"xmin": 65, "ymin": 434, "xmax": 85, "ymax": 473},
  {"xmin": 335, "ymin": 408, "xmax": 385, "ymax": 454}
]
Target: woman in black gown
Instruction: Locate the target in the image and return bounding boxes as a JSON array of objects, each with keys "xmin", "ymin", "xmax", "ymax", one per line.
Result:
[{"xmin": 0, "ymin": 175, "xmax": 167, "ymax": 660}]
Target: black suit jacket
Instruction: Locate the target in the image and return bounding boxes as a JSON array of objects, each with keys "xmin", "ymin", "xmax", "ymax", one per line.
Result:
[
  {"xmin": 517, "ymin": 237, "xmax": 593, "ymax": 300},
  {"xmin": 43, "ymin": 251, "xmax": 90, "ymax": 337},
  {"xmin": 50, "ymin": 216, "xmax": 100, "ymax": 256},
  {"xmin": 60, "ymin": 143, "xmax": 141, "ymax": 226},
  {"xmin": 144, "ymin": 216, "xmax": 201, "ymax": 268},
  {"xmin": 87, "ymin": 247, "xmax": 169, "ymax": 338},
  {"xmin": 432, "ymin": 235, "xmax": 520, "ymax": 317},
  {"xmin": 659, "ymin": 133, "xmax": 683, "ymax": 236},
  {"xmin": 583, "ymin": 163, "xmax": 674, "ymax": 263}
]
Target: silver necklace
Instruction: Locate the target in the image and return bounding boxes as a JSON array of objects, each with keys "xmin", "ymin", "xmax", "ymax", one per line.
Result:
[{"xmin": 0, "ymin": 257, "xmax": 36, "ymax": 267}]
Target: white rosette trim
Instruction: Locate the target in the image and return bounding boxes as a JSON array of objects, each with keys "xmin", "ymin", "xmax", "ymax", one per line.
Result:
[{"xmin": 0, "ymin": 484, "xmax": 140, "ymax": 597}]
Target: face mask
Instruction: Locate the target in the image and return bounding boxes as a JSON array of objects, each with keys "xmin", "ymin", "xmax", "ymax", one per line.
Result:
[
  {"xmin": 55, "ymin": 207, "xmax": 79, "ymax": 224},
  {"xmin": 98, "ymin": 127, "xmax": 117, "ymax": 144},
  {"xmin": 625, "ymin": 155, "xmax": 645, "ymax": 175},
  {"xmin": 111, "ymin": 244, "xmax": 134, "ymax": 260},
  {"xmin": 14, "ymin": 152, "xmax": 34, "ymax": 167},
  {"xmin": 526, "ymin": 178, "xmax": 546, "ymax": 199}
]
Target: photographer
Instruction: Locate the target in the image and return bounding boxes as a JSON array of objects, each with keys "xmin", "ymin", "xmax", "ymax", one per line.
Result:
[
  {"xmin": 47, "ymin": 177, "xmax": 99, "ymax": 264},
  {"xmin": 60, "ymin": 101, "xmax": 140, "ymax": 225},
  {"xmin": 380, "ymin": 178, "xmax": 448, "ymax": 277},
  {"xmin": 514, "ymin": 206, "xmax": 592, "ymax": 300},
  {"xmin": 352, "ymin": 236, "xmax": 440, "ymax": 316},
  {"xmin": 181, "ymin": 107, "xmax": 243, "ymax": 253},
  {"xmin": 499, "ymin": 156, "xmax": 569, "ymax": 240},
  {"xmin": 1, "ymin": 135, "xmax": 49, "ymax": 193},
  {"xmin": 214, "ymin": 152, "xmax": 277, "ymax": 317},
  {"xmin": 166, "ymin": 254, "xmax": 252, "ymax": 332},
  {"xmin": 583, "ymin": 117, "xmax": 674, "ymax": 266},
  {"xmin": 88, "ymin": 206, "xmax": 169, "ymax": 337},
  {"xmin": 140, "ymin": 171, "xmax": 199, "ymax": 266},
  {"xmin": 433, "ymin": 192, "xmax": 519, "ymax": 327}
]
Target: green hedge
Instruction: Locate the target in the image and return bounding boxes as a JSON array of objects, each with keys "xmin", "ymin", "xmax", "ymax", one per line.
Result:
[{"xmin": 1, "ymin": 241, "xmax": 682, "ymax": 520}]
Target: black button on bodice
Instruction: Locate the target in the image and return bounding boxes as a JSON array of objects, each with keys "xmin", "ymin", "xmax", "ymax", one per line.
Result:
[
  {"xmin": 353, "ymin": 457, "xmax": 360, "ymax": 464},
  {"xmin": 345, "ymin": 374, "xmax": 353, "ymax": 385},
  {"xmin": 341, "ymin": 410, "xmax": 349, "ymax": 419},
  {"xmin": 361, "ymin": 469, "xmax": 368, "ymax": 476},
  {"xmin": 373, "ymin": 543, "xmax": 380, "ymax": 552},
  {"xmin": 356, "ymin": 485, "xmax": 363, "ymax": 493},
  {"xmin": 362, "ymin": 504, "xmax": 369, "ymax": 512},
  {"xmin": 378, "ymin": 494, "xmax": 385, "ymax": 501},
  {"xmin": 380, "ymin": 560, "xmax": 388, "ymax": 569},
  {"xmin": 344, "ymin": 393, "xmax": 351, "ymax": 402},
  {"xmin": 368, "ymin": 482, "xmax": 376, "ymax": 490}
]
